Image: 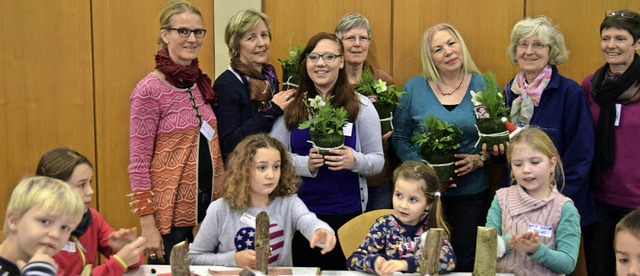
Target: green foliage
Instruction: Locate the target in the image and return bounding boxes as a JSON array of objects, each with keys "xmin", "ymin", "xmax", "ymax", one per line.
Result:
[
  {"xmin": 354, "ymin": 70, "xmax": 406, "ymax": 105},
  {"xmin": 277, "ymin": 43, "xmax": 305, "ymax": 69},
  {"xmin": 470, "ymin": 72, "xmax": 510, "ymax": 118},
  {"xmin": 298, "ymin": 93, "xmax": 349, "ymax": 135},
  {"xmin": 411, "ymin": 115, "xmax": 462, "ymax": 154}
]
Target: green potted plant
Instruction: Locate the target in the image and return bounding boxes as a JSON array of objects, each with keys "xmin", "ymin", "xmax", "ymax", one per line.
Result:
[
  {"xmin": 355, "ymin": 70, "xmax": 406, "ymax": 134},
  {"xmin": 298, "ymin": 93, "xmax": 349, "ymax": 155},
  {"xmin": 277, "ymin": 43, "xmax": 305, "ymax": 91},
  {"xmin": 411, "ymin": 115, "xmax": 462, "ymax": 186},
  {"xmin": 470, "ymin": 72, "xmax": 511, "ymax": 150}
]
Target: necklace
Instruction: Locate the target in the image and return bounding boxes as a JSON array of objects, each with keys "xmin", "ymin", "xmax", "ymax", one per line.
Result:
[{"xmin": 435, "ymin": 73, "xmax": 465, "ymax": 96}]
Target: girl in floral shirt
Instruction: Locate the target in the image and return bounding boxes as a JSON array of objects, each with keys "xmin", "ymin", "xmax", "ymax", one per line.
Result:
[{"xmin": 347, "ymin": 161, "xmax": 456, "ymax": 275}]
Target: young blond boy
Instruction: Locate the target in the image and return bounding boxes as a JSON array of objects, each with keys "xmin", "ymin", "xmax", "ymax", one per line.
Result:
[
  {"xmin": 615, "ymin": 209, "xmax": 640, "ymax": 276},
  {"xmin": 0, "ymin": 176, "xmax": 84, "ymax": 275}
]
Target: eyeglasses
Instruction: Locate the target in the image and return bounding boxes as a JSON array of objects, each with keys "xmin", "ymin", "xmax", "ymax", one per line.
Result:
[
  {"xmin": 306, "ymin": 53, "xmax": 342, "ymax": 63},
  {"xmin": 165, "ymin": 27, "xmax": 207, "ymax": 38},
  {"xmin": 517, "ymin": 41, "xmax": 547, "ymax": 50},
  {"xmin": 605, "ymin": 10, "xmax": 637, "ymax": 19},
  {"xmin": 342, "ymin": 35, "xmax": 371, "ymax": 44}
]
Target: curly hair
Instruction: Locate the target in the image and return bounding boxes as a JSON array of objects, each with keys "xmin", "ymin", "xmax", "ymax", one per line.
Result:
[
  {"xmin": 222, "ymin": 133, "xmax": 299, "ymax": 211},
  {"xmin": 284, "ymin": 32, "xmax": 360, "ymax": 130}
]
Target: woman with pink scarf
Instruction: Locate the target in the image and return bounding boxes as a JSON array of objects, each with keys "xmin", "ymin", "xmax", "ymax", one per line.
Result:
[{"xmin": 502, "ymin": 16, "xmax": 596, "ymax": 227}]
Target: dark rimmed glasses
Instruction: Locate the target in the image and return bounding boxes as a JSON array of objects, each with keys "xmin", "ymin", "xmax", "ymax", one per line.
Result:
[
  {"xmin": 306, "ymin": 53, "xmax": 343, "ymax": 64},
  {"xmin": 165, "ymin": 27, "xmax": 207, "ymax": 38},
  {"xmin": 605, "ymin": 10, "xmax": 638, "ymax": 19}
]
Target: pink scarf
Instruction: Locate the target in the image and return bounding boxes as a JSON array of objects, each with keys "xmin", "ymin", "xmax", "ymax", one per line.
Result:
[{"xmin": 509, "ymin": 65, "xmax": 552, "ymax": 126}]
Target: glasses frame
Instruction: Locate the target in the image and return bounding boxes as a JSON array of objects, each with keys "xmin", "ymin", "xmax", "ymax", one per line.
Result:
[
  {"xmin": 165, "ymin": 27, "xmax": 207, "ymax": 38},
  {"xmin": 517, "ymin": 41, "xmax": 548, "ymax": 51},
  {"xmin": 605, "ymin": 10, "xmax": 637, "ymax": 19},
  {"xmin": 341, "ymin": 35, "xmax": 371, "ymax": 44},
  {"xmin": 306, "ymin": 53, "xmax": 343, "ymax": 64}
]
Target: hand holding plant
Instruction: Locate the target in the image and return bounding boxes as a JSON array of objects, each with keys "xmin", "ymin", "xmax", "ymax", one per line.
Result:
[
  {"xmin": 411, "ymin": 115, "xmax": 462, "ymax": 189},
  {"xmin": 470, "ymin": 72, "xmax": 511, "ymax": 150},
  {"xmin": 298, "ymin": 93, "xmax": 349, "ymax": 155}
]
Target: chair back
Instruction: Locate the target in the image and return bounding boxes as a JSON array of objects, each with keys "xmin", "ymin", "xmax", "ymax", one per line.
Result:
[{"xmin": 337, "ymin": 209, "xmax": 394, "ymax": 258}]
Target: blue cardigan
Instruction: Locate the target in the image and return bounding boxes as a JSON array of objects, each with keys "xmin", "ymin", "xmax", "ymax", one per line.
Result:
[
  {"xmin": 503, "ymin": 66, "xmax": 596, "ymax": 226},
  {"xmin": 212, "ymin": 69, "xmax": 283, "ymax": 160}
]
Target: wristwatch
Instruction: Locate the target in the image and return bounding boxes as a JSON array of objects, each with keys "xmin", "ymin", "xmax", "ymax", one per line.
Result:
[{"xmin": 479, "ymin": 154, "xmax": 487, "ymax": 162}]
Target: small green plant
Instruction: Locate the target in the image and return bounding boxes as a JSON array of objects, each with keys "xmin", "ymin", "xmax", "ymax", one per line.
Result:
[
  {"xmin": 355, "ymin": 70, "xmax": 406, "ymax": 106},
  {"xmin": 470, "ymin": 72, "xmax": 510, "ymax": 118},
  {"xmin": 277, "ymin": 43, "xmax": 305, "ymax": 69},
  {"xmin": 298, "ymin": 93, "xmax": 348, "ymax": 135},
  {"xmin": 411, "ymin": 115, "xmax": 462, "ymax": 155}
]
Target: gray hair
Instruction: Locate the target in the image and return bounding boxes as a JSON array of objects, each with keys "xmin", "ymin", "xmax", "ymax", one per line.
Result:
[
  {"xmin": 335, "ymin": 13, "xmax": 371, "ymax": 39},
  {"xmin": 507, "ymin": 16, "xmax": 569, "ymax": 65}
]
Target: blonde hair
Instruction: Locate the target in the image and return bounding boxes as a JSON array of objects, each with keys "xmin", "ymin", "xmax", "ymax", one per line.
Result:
[
  {"xmin": 4, "ymin": 176, "xmax": 84, "ymax": 235},
  {"xmin": 507, "ymin": 16, "xmax": 569, "ymax": 65},
  {"xmin": 506, "ymin": 127, "xmax": 565, "ymax": 190},
  {"xmin": 421, "ymin": 23, "xmax": 480, "ymax": 81},
  {"xmin": 393, "ymin": 161, "xmax": 450, "ymax": 236},
  {"xmin": 157, "ymin": 0, "xmax": 203, "ymax": 49},
  {"xmin": 222, "ymin": 134, "xmax": 299, "ymax": 211},
  {"xmin": 225, "ymin": 10, "xmax": 270, "ymax": 58}
]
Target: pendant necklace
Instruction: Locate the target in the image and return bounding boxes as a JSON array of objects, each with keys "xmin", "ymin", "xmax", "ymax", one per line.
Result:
[{"xmin": 436, "ymin": 73, "xmax": 465, "ymax": 96}]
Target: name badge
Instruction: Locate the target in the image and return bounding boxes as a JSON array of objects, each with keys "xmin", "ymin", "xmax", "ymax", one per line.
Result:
[
  {"xmin": 343, "ymin": 123, "xmax": 353, "ymax": 137},
  {"xmin": 240, "ymin": 212, "xmax": 256, "ymax": 227},
  {"xmin": 200, "ymin": 121, "xmax": 215, "ymax": 142},
  {"xmin": 528, "ymin": 223, "xmax": 553, "ymax": 238},
  {"xmin": 615, "ymin": 103, "xmax": 621, "ymax": 126},
  {"xmin": 62, "ymin": 241, "xmax": 76, "ymax": 252}
]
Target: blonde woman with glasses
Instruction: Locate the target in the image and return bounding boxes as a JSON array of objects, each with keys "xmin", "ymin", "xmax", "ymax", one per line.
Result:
[{"xmin": 581, "ymin": 9, "xmax": 640, "ymax": 276}]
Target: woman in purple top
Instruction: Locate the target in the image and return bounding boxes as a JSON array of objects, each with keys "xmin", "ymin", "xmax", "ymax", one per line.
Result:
[
  {"xmin": 270, "ymin": 32, "xmax": 383, "ymax": 270},
  {"xmin": 581, "ymin": 10, "xmax": 640, "ymax": 276}
]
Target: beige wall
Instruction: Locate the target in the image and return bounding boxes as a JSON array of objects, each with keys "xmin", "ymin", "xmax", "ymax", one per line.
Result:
[{"xmin": 1, "ymin": 0, "xmax": 639, "ymax": 247}]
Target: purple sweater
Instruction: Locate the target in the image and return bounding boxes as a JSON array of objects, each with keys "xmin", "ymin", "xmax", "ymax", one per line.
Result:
[{"xmin": 582, "ymin": 74, "xmax": 640, "ymax": 209}]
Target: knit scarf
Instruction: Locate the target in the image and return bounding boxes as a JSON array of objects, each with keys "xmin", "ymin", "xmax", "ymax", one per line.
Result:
[
  {"xmin": 230, "ymin": 57, "xmax": 278, "ymax": 104},
  {"xmin": 155, "ymin": 48, "xmax": 217, "ymax": 106},
  {"xmin": 509, "ymin": 65, "xmax": 552, "ymax": 127},
  {"xmin": 590, "ymin": 53, "xmax": 640, "ymax": 186}
]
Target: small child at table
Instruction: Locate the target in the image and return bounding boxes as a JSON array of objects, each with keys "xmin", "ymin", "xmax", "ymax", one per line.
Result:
[
  {"xmin": 486, "ymin": 127, "xmax": 581, "ymax": 275},
  {"xmin": 0, "ymin": 176, "xmax": 84, "ymax": 276},
  {"xmin": 347, "ymin": 161, "xmax": 456, "ymax": 275},
  {"xmin": 615, "ymin": 208, "xmax": 640, "ymax": 275},
  {"xmin": 189, "ymin": 133, "xmax": 336, "ymax": 268}
]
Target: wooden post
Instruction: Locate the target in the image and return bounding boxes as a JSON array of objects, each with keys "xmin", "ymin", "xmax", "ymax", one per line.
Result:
[
  {"xmin": 419, "ymin": 228, "xmax": 444, "ymax": 276},
  {"xmin": 170, "ymin": 240, "xmax": 190, "ymax": 276},
  {"xmin": 473, "ymin": 226, "xmax": 497, "ymax": 276},
  {"xmin": 255, "ymin": 211, "xmax": 270, "ymax": 275}
]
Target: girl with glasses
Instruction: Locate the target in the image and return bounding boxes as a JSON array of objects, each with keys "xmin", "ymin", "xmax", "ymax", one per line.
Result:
[{"xmin": 270, "ymin": 32, "xmax": 384, "ymax": 270}]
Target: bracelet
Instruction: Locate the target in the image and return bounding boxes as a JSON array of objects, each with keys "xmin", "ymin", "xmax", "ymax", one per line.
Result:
[{"xmin": 112, "ymin": 255, "xmax": 128, "ymax": 270}]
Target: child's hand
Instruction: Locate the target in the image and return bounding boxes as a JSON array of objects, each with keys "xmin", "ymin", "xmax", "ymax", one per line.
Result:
[
  {"xmin": 375, "ymin": 258, "xmax": 408, "ymax": 276},
  {"xmin": 16, "ymin": 246, "xmax": 58, "ymax": 271},
  {"xmin": 510, "ymin": 232, "xmax": 541, "ymax": 254},
  {"xmin": 114, "ymin": 236, "xmax": 147, "ymax": 267},
  {"xmin": 309, "ymin": 228, "xmax": 336, "ymax": 254},
  {"xmin": 108, "ymin": 227, "xmax": 138, "ymax": 252},
  {"xmin": 308, "ymin": 148, "xmax": 324, "ymax": 173},
  {"xmin": 235, "ymin": 250, "xmax": 256, "ymax": 269}
]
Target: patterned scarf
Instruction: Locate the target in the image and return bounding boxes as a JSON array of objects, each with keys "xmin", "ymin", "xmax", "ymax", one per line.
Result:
[
  {"xmin": 155, "ymin": 48, "xmax": 217, "ymax": 106},
  {"xmin": 230, "ymin": 56, "xmax": 278, "ymax": 105},
  {"xmin": 590, "ymin": 53, "xmax": 640, "ymax": 186},
  {"xmin": 509, "ymin": 65, "xmax": 552, "ymax": 127}
]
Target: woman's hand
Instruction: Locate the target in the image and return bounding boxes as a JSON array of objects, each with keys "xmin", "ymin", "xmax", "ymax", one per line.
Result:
[
  {"xmin": 108, "ymin": 227, "xmax": 138, "ymax": 253},
  {"xmin": 308, "ymin": 148, "xmax": 324, "ymax": 173},
  {"xmin": 235, "ymin": 250, "xmax": 256, "ymax": 269},
  {"xmin": 325, "ymin": 146, "xmax": 356, "ymax": 171},
  {"xmin": 271, "ymin": 89, "xmax": 297, "ymax": 110},
  {"xmin": 454, "ymin": 153, "xmax": 484, "ymax": 177},
  {"xmin": 375, "ymin": 258, "xmax": 408, "ymax": 276},
  {"xmin": 309, "ymin": 228, "xmax": 336, "ymax": 254},
  {"xmin": 140, "ymin": 215, "xmax": 165, "ymax": 263},
  {"xmin": 114, "ymin": 236, "xmax": 147, "ymax": 267},
  {"xmin": 482, "ymin": 142, "xmax": 507, "ymax": 156}
]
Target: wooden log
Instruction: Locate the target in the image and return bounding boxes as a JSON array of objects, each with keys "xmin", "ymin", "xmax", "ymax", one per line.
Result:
[
  {"xmin": 473, "ymin": 226, "xmax": 497, "ymax": 276},
  {"xmin": 170, "ymin": 240, "xmax": 190, "ymax": 276},
  {"xmin": 419, "ymin": 228, "xmax": 444, "ymax": 276},
  {"xmin": 255, "ymin": 211, "xmax": 270, "ymax": 275}
]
